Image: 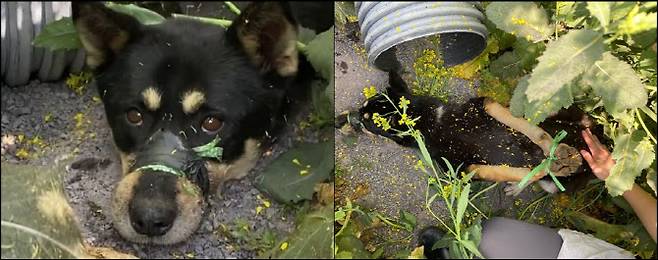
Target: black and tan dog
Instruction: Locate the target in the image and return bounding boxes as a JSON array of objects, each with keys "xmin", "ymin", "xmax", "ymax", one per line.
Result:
[
  {"xmin": 340, "ymin": 71, "xmax": 600, "ymax": 195},
  {"xmin": 72, "ymin": 2, "xmax": 317, "ymax": 244}
]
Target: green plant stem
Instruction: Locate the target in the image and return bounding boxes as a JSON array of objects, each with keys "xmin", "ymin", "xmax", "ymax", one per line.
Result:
[
  {"xmin": 636, "ymin": 108, "xmax": 657, "ymax": 144},
  {"xmin": 519, "ymin": 194, "xmax": 549, "ymax": 220},
  {"xmin": 224, "ymin": 1, "xmax": 241, "ymax": 15},
  {"xmin": 171, "ymin": 13, "xmax": 232, "ymax": 27}
]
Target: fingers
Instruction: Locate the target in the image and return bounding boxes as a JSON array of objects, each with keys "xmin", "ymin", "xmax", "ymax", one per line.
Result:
[
  {"xmin": 580, "ymin": 149, "xmax": 594, "ymax": 167},
  {"xmin": 581, "ymin": 129, "xmax": 609, "ymax": 157}
]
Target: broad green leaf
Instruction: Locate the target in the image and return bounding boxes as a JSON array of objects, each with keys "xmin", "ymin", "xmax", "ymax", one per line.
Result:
[
  {"xmin": 610, "ymin": 2, "xmax": 637, "ymax": 22},
  {"xmin": 460, "ymin": 240, "xmax": 484, "ymax": 259},
  {"xmin": 399, "ymin": 210, "xmax": 417, "ymax": 232},
  {"xmin": 335, "ymin": 235, "xmax": 370, "ymax": 259},
  {"xmin": 586, "ymin": 2, "xmax": 611, "ymax": 31},
  {"xmin": 465, "ymin": 217, "xmax": 482, "ymax": 245},
  {"xmin": 616, "ymin": 7, "xmax": 657, "ymax": 36},
  {"xmin": 525, "ymin": 29, "xmax": 604, "ymax": 102},
  {"xmin": 509, "ymin": 76, "xmax": 530, "ymax": 117},
  {"xmin": 485, "ymin": 2, "xmax": 551, "ymax": 42},
  {"xmin": 274, "ymin": 204, "xmax": 334, "ymax": 258},
  {"xmin": 303, "ymin": 26, "xmax": 334, "ymax": 81},
  {"xmin": 432, "ymin": 234, "xmax": 454, "ymax": 250},
  {"xmin": 105, "ymin": 2, "xmax": 165, "ymax": 25},
  {"xmin": 455, "ymin": 183, "xmax": 471, "ymax": 228},
  {"xmin": 254, "ymin": 141, "xmax": 333, "ymax": 204},
  {"xmin": 510, "ymin": 75, "xmax": 575, "ymax": 124},
  {"xmin": 606, "ymin": 132, "xmax": 655, "ymax": 196},
  {"xmin": 32, "ymin": 18, "xmax": 82, "ymax": 51},
  {"xmin": 490, "ymin": 39, "xmax": 545, "ymax": 80},
  {"xmin": 556, "ymin": 2, "xmax": 589, "ymax": 28},
  {"xmin": 582, "ymin": 52, "xmax": 648, "ymax": 114}
]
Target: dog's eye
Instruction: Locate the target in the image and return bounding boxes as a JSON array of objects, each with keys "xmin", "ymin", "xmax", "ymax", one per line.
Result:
[
  {"xmin": 201, "ymin": 116, "xmax": 222, "ymax": 133},
  {"xmin": 126, "ymin": 109, "xmax": 143, "ymax": 126}
]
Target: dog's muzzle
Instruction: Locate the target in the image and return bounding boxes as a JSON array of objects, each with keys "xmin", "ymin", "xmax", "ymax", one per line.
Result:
[{"xmin": 131, "ymin": 130, "xmax": 217, "ymax": 196}]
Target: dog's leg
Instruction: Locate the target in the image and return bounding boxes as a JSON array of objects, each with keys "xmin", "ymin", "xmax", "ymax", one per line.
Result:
[
  {"xmin": 483, "ymin": 99, "xmax": 583, "ymax": 177},
  {"xmin": 467, "ymin": 164, "xmax": 546, "ymax": 183},
  {"xmin": 483, "ymin": 98, "xmax": 553, "ymax": 156},
  {"xmin": 467, "ymin": 164, "xmax": 547, "ymax": 196}
]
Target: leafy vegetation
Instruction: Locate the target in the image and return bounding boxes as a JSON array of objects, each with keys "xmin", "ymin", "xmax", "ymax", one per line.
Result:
[{"xmin": 488, "ymin": 2, "xmax": 656, "ymax": 199}]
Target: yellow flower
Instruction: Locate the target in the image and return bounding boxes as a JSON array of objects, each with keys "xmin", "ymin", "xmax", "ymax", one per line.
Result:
[
  {"xmin": 414, "ymin": 159, "xmax": 426, "ymax": 172},
  {"xmin": 372, "ymin": 113, "xmax": 391, "ymax": 131},
  {"xmin": 398, "ymin": 96, "xmax": 411, "ymax": 110},
  {"xmin": 362, "ymin": 86, "xmax": 377, "ymax": 99}
]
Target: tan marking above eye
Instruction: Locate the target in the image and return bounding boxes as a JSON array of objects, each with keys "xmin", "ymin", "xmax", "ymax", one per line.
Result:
[
  {"xmin": 181, "ymin": 90, "xmax": 206, "ymax": 114},
  {"xmin": 141, "ymin": 87, "xmax": 162, "ymax": 111}
]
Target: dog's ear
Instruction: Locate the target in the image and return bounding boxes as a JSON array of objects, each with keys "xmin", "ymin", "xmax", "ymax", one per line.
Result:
[
  {"xmin": 72, "ymin": 2, "xmax": 142, "ymax": 69},
  {"xmin": 227, "ymin": 2, "xmax": 299, "ymax": 77}
]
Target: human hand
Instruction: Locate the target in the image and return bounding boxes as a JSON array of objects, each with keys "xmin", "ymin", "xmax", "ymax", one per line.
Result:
[{"xmin": 580, "ymin": 128, "xmax": 615, "ymax": 181}]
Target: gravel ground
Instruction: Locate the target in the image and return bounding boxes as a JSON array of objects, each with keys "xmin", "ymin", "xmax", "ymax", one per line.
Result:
[{"xmin": 1, "ymin": 77, "xmax": 320, "ymax": 258}]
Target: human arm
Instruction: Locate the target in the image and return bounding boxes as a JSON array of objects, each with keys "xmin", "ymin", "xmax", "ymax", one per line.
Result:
[{"xmin": 580, "ymin": 128, "xmax": 657, "ymax": 242}]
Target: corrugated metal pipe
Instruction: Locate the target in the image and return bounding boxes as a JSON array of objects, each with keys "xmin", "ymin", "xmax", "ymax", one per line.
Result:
[
  {"xmin": 355, "ymin": 1, "xmax": 488, "ymax": 69},
  {"xmin": 1, "ymin": 2, "xmax": 85, "ymax": 87}
]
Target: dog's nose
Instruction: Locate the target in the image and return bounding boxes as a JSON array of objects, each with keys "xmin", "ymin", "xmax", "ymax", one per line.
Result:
[{"xmin": 129, "ymin": 200, "xmax": 176, "ymax": 236}]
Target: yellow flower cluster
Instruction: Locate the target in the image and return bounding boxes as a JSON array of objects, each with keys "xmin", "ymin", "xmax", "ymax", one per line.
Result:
[
  {"xmin": 362, "ymin": 86, "xmax": 377, "ymax": 99},
  {"xmin": 398, "ymin": 113, "xmax": 416, "ymax": 127},
  {"xmin": 398, "ymin": 96, "xmax": 410, "ymax": 110},
  {"xmin": 372, "ymin": 113, "xmax": 391, "ymax": 131}
]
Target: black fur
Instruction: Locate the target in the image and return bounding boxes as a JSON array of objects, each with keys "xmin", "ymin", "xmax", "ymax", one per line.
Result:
[{"xmin": 358, "ymin": 71, "xmax": 605, "ymax": 189}]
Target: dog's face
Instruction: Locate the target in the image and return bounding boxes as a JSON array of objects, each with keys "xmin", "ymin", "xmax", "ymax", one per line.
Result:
[{"xmin": 73, "ymin": 2, "xmax": 299, "ymax": 244}]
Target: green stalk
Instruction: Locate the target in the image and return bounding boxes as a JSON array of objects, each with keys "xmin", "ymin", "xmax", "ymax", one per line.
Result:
[{"xmin": 224, "ymin": 1, "xmax": 241, "ymax": 15}]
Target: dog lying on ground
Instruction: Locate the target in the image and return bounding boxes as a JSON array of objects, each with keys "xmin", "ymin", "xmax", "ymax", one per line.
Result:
[
  {"xmin": 72, "ymin": 2, "xmax": 317, "ymax": 244},
  {"xmin": 339, "ymin": 71, "xmax": 601, "ymax": 195}
]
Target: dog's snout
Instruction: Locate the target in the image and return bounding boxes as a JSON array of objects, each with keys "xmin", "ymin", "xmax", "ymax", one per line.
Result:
[{"xmin": 129, "ymin": 197, "xmax": 176, "ymax": 236}]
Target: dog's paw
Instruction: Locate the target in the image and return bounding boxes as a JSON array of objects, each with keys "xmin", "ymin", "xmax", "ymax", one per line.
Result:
[
  {"xmin": 504, "ymin": 181, "xmax": 528, "ymax": 196},
  {"xmin": 549, "ymin": 143, "xmax": 582, "ymax": 177},
  {"xmin": 537, "ymin": 179, "xmax": 559, "ymax": 194}
]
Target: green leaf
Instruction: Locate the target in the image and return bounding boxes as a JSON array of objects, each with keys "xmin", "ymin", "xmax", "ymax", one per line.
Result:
[
  {"xmin": 610, "ymin": 2, "xmax": 637, "ymax": 22},
  {"xmin": 510, "ymin": 75, "xmax": 575, "ymax": 124},
  {"xmin": 32, "ymin": 18, "xmax": 82, "ymax": 51},
  {"xmin": 303, "ymin": 26, "xmax": 334, "ymax": 80},
  {"xmin": 616, "ymin": 7, "xmax": 657, "ymax": 36},
  {"xmin": 586, "ymin": 2, "xmax": 611, "ymax": 31},
  {"xmin": 489, "ymin": 39, "xmax": 545, "ymax": 80},
  {"xmin": 335, "ymin": 235, "xmax": 370, "ymax": 259},
  {"xmin": 606, "ymin": 132, "xmax": 656, "ymax": 196},
  {"xmin": 556, "ymin": 2, "xmax": 589, "ymax": 28},
  {"xmin": 525, "ymin": 29, "xmax": 604, "ymax": 102},
  {"xmin": 455, "ymin": 183, "xmax": 471, "ymax": 229},
  {"xmin": 485, "ymin": 2, "xmax": 551, "ymax": 42},
  {"xmin": 254, "ymin": 141, "xmax": 333, "ymax": 204},
  {"xmin": 105, "ymin": 2, "xmax": 165, "ymax": 25},
  {"xmin": 460, "ymin": 240, "xmax": 484, "ymax": 259},
  {"xmin": 399, "ymin": 210, "xmax": 417, "ymax": 232},
  {"xmin": 274, "ymin": 204, "xmax": 334, "ymax": 259},
  {"xmin": 582, "ymin": 52, "xmax": 648, "ymax": 114},
  {"xmin": 432, "ymin": 234, "xmax": 454, "ymax": 251}
]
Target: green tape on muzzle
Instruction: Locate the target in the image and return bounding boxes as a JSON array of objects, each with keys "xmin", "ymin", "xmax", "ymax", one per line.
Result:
[{"xmin": 131, "ymin": 131, "xmax": 223, "ymax": 197}]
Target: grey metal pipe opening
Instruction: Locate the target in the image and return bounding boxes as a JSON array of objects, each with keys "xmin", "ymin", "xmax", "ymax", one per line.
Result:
[{"xmin": 355, "ymin": 1, "xmax": 488, "ymax": 69}]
